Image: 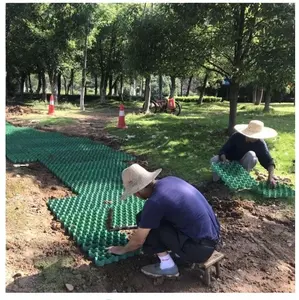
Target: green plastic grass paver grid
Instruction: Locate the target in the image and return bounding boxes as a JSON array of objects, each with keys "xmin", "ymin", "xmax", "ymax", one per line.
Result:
[
  {"xmin": 212, "ymin": 161, "xmax": 295, "ymax": 199},
  {"xmin": 112, "ymin": 200, "xmax": 145, "ymax": 227},
  {"xmin": 256, "ymin": 181, "xmax": 295, "ymax": 198},
  {"xmin": 6, "ymin": 123, "xmax": 142, "ymax": 266},
  {"xmin": 211, "ymin": 161, "xmax": 258, "ymax": 190}
]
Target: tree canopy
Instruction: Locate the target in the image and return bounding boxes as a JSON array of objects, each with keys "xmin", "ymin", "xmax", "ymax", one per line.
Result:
[{"xmin": 6, "ymin": 2, "xmax": 294, "ymax": 133}]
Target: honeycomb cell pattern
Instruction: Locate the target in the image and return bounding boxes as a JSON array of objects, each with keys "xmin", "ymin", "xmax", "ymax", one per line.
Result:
[
  {"xmin": 6, "ymin": 122, "xmax": 143, "ymax": 266},
  {"xmin": 212, "ymin": 161, "xmax": 295, "ymax": 199}
]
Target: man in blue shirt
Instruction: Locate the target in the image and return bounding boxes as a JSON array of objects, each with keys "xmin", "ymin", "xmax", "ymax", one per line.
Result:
[
  {"xmin": 107, "ymin": 164, "xmax": 220, "ymax": 278},
  {"xmin": 210, "ymin": 120, "xmax": 277, "ymax": 187}
]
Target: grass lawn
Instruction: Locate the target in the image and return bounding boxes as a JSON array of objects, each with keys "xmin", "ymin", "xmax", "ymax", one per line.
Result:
[
  {"xmin": 8, "ymin": 99, "xmax": 295, "ymax": 202},
  {"xmin": 107, "ymin": 102, "xmax": 295, "ymax": 187}
]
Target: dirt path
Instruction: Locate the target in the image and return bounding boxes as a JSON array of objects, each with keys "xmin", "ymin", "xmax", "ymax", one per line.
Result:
[
  {"xmin": 6, "ymin": 107, "xmax": 295, "ymax": 293},
  {"xmin": 6, "ymin": 105, "xmax": 128, "ymax": 149}
]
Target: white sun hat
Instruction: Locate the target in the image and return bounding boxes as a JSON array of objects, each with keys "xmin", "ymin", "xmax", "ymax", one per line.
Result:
[
  {"xmin": 120, "ymin": 163, "xmax": 162, "ymax": 200},
  {"xmin": 234, "ymin": 120, "xmax": 277, "ymax": 139}
]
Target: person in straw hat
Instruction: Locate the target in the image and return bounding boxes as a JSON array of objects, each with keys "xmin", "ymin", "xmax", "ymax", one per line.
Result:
[
  {"xmin": 107, "ymin": 164, "xmax": 220, "ymax": 278},
  {"xmin": 210, "ymin": 120, "xmax": 277, "ymax": 187}
]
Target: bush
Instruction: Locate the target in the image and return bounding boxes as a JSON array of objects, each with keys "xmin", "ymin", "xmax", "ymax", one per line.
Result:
[{"xmin": 175, "ymin": 96, "xmax": 222, "ymax": 103}]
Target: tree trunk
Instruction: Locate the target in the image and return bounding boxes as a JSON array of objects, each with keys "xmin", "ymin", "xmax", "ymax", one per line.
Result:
[
  {"xmin": 67, "ymin": 69, "xmax": 74, "ymax": 95},
  {"xmin": 186, "ymin": 75, "xmax": 193, "ymax": 96},
  {"xmin": 144, "ymin": 75, "xmax": 151, "ymax": 114},
  {"xmin": 198, "ymin": 72, "xmax": 209, "ymax": 105},
  {"xmin": 252, "ymin": 85, "xmax": 257, "ymax": 103},
  {"xmin": 141, "ymin": 78, "xmax": 144, "ymax": 97},
  {"xmin": 94, "ymin": 74, "xmax": 98, "ymax": 95},
  {"xmin": 20, "ymin": 72, "xmax": 26, "ymax": 101},
  {"xmin": 110, "ymin": 76, "xmax": 119, "ymax": 96},
  {"xmin": 159, "ymin": 74, "xmax": 163, "ymax": 99},
  {"xmin": 228, "ymin": 80, "xmax": 240, "ymax": 135},
  {"xmin": 259, "ymin": 88, "xmax": 264, "ymax": 103},
  {"xmin": 108, "ymin": 74, "xmax": 113, "ymax": 96},
  {"xmin": 100, "ymin": 72, "xmax": 106, "ymax": 103},
  {"xmin": 114, "ymin": 80, "xmax": 118, "ymax": 96},
  {"xmin": 255, "ymin": 87, "xmax": 263, "ymax": 105},
  {"xmin": 263, "ymin": 90, "xmax": 272, "ymax": 113},
  {"xmin": 170, "ymin": 76, "xmax": 176, "ymax": 98},
  {"xmin": 180, "ymin": 78, "xmax": 183, "ymax": 96},
  {"xmin": 129, "ymin": 81, "xmax": 133, "ymax": 100},
  {"xmin": 63, "ymin": 75, "xmax": 67, "ymax": 94},
  {"xmin": 80, "ymin": 25, "xmax": 88, "ymax": 111},
  {"xmin": 227, "ymin": 4, "xmax": 244, "ymax": 133},
  {"xmin": 41, "ymin": 71, "xmax": 47, "ymax": 102},
  {"xmin": 6, "ymin": 72, "xmax": 13, "ymax": 97},
  {"xmin": 104, "ymin": 75, "xmax": 109, "ymax": 95},
  {"xmin": 119, "ymin": 74, "xmax": 124, "ymax": 101},
  {"xmin": 110, "ymin": 75, "xmax": 119, "ymax": 95},
  {"xmin": 48, "ymin": 70, "xmax": 58, "ymax": 105},
  {"xmin": 25, "ymin": 76, "xmax": 29, "ymax": 93},
  {"xmin": 57, "ymin": 72, "xmax": 61, "ymax": 99},
  {"xmin": 132, "ymin": 79, "xmax": 136, "ymax": 96},
  {"xmin": 28, "ymin": 73, "xmax": 33, "ymax": 93},
  {"xmin": 36, "ymin": 72, "xmax": 42, "ymax": 94}
]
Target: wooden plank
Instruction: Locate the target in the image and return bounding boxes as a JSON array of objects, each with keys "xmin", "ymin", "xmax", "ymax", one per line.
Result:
[{"xmin": 198, "ymin": 251, "xmax": 225, "ymax": 269}]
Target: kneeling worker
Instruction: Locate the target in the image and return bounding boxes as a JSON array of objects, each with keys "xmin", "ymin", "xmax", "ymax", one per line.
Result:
[
  {"xmin": 107, "ymin": 164, "xmax": 220, "ymax": 278},
  {"xmin": 210, "ymin": 120, "xmax": 277, "ymax": 187}
]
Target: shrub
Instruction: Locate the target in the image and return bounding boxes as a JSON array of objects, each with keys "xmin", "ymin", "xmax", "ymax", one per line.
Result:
[{"xmin": 175, "ymin": 96, "xmax": 222, "ymax": 103}]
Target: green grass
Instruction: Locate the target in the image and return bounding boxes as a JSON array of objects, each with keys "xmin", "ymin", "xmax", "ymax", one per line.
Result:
[{"xmin": 106, "ymin": 102, "xmax": 295, "ymax": 187}]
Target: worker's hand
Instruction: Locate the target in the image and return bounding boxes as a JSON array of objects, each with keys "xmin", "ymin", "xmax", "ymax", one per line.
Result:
[
  {"xmin": 267, "ymin": 178, "xmax": 277, "ymax": 189},
  {"xmin": 106, "ymin": 246, "xmax": 126, "ymax": 255},
  {"xmin": 220, "ymin": 154, "xmax": 228, "ymax": 163}
]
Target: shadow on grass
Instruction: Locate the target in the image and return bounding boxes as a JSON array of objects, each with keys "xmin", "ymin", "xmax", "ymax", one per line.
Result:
[{"xmin": 107, "ymin": 110, "xmax": 295, "ymax": 186}]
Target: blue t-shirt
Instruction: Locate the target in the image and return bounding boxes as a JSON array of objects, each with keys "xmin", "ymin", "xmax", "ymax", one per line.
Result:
[{"xmin": 139, "ymin": 176, "xmax": 220, "ymax": 241}]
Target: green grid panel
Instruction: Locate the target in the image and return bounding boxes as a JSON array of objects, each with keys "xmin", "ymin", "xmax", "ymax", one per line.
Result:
[
  {"xmin": 212, "ymin": 161, "xmax": 258, "ymax": 190},
  {"xmin": 44, "ymin": 161, "xmax": 127, "ymax": 179},
  {"xmin": 6, "ymin": 123, "xmax": 141, "ymax": 266},
  {"xmin": 112, "ymin": 199, "xmax": 145, "ymax": 227},
  {"xmin": 48, "ymin": 196, "xmax": 140, "ymax": 266},
  {"xmin": 212, "ymin": 161, "xmax": 295, "ymax": 199},
  {"xmin": 255, "ymin": 181, "xmax": 295, "ymax": 198},
  {"xmin": 40, "ymin": 149, "xmax": 134, "ymax": 165}
]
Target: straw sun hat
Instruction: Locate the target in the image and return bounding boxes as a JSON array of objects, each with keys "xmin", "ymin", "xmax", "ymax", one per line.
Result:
[
  {"xmin": 234, "ymin": 120, "xmax": 277, "ymax": 139},
  {"xmin": 120, "ymin": 164, "xmax": 162, "ymax": 200}
]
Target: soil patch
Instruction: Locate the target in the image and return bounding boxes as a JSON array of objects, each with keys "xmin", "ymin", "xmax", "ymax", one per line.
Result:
[{"xmin": 6, "ymin": 161, "xmax": 295, "ymax": 292}]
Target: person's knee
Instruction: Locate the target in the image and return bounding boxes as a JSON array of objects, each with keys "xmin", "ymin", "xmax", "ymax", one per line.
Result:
[
  {"xmin": 210, "ymin": 155, "xmax": 219, "ymax": 164},
  {"xmin": 247, "ymin": 151, "xmax": 257, "ymax": 159},
  {"xmin": 247, "ymin": 151, "xmax": 258, "ymax": 164},
  {"xmin": 242, "ymin": 151, "xmax": 258, "ymax": 170}
]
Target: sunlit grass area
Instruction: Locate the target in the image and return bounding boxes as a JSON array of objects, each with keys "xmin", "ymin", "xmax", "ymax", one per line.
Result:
[{"xmin": 107, "ymin": 102, "xmax": 295, "ymax": 186}]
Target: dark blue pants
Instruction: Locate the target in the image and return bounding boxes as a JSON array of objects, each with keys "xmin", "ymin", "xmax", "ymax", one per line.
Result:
[{"xmin": 136, "ymin": 212, "xmax": 216, "ymax": 263}]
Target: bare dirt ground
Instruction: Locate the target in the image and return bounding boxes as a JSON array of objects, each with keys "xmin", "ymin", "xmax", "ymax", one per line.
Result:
[{"xmin": 6, "ymin": 106, "xmax": 295, "ymax": 293}]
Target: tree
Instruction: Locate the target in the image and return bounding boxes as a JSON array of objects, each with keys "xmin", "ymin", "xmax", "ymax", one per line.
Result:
[
  {"xmin": 127, "ymin": 7, "xmax": 164, "ymax": 112},
  {"xmin": 6, "ymin": 4, "xmax": 39, "ymax": 99},
  {"xmin": 254, "ymin": 4, "xmax": 295, "ymax": 112},
  {"xmin": 69, "ymin": 3, "xmax": 100, "ymax": 110},
  {"xmin": 172, "ymin": 3, "xmax": 294, "ymax": 134}
]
